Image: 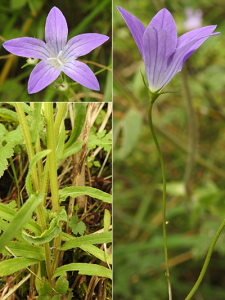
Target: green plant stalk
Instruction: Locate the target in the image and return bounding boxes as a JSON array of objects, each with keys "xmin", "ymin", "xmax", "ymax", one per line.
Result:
[
  {"xmin": 148, "ymin": 101, "xmax": 172, "ymax": 300},
  {"xmin": 15, "ymin": 103, "xmax": 53, "ymax": 285},
  {"xmin": 44, "ymin": 103, "xmax": 60, "ymax": 213},
  {"xmin": 36, "ymin": 136, "xmax": 44, "ymax": 188},
  {"xmin": 41, "ymin": 103, "xmax": 67, "ymax": 205},
  {"xmin": 9, "ymin": 157, "xmax": 20, "ymax": 209},
  {"xmin": 44, "ymin": 103, "xmax": 61, "ymax": 272},
  {"xmin": 185, "ymin": 218, "xmax": 225, "ymax": 300}
]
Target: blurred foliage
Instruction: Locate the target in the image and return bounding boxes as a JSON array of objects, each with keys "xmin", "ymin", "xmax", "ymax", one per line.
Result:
[
  {"xmin": 113, "ymin": 0, "xmax": 225, "ymax": 299},
  {"xmin": 0, "ymin": 0, "xmax": 112, "ymax": 102}
]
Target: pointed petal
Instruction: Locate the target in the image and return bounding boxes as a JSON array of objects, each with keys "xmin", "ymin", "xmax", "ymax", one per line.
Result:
[
  {"xmin": 149, "ymin": 8, "xmax": 177, "ymax": 46},
  {"xmin": 143, "ymin": 26, "xmax": 175, "ymax": 92},
  {"xmin": 163, "ymin": 31, "xmax": 219, "ymax": 88},
  {"xmin": 117, "ymin": 6, "xmax": 146, "ymax": 57},
  {"xmin": 177, "ymin": 25, "xmax": 218, "ymax": 48},
  {"xmin": 28, "ymin": 61, "xmax": 60, "ymax": 94},
  {"xmin": 63, "ymin": 60, "xmax": 100, "ymax": 90},
  {"xmin": 63, "ymin": 33, "xmax": 109, "ymax": 60},
  {"xmin": 45, "ymin": 6, "xmax": 68, "ymax": 54},
  {"xmin": 176, "ymin": 26, "xmax": 220, "ymax": 61},
  {"xmin": 2, "ymin": 37, "xmax": 49, "ymax": 59}
]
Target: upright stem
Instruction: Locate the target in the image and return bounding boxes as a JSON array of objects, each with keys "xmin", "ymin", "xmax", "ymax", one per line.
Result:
[
  {"xmin": 41, "ymin": 103, "xmax": 67, "ymax": 205},
  {"xmin": 185, "ymin": 218, "xmax": 225, "ymax": 300},
  {"xmin": 15, "ymin": 103, "xmax": 53, "ymax": 286},
  {"xmin": 148, "ymin": 102, "xmax": 172, "ymax": 300},
  {"xmin": 44, "ymin": 103, "xmax": 60, "ymax": 213},
  {"xmin": 44, "ymin": 103, "xmax": 61, "ymax": 273}
]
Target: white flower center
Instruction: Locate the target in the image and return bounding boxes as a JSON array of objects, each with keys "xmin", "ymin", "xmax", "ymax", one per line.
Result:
[{"xmin": 47, "ymin": 51, "xmax": 64, "ymax": 68}]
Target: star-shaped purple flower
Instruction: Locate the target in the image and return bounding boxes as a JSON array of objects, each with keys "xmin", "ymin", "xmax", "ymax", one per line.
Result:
[
  {"xmin": 3, "ymin": 6, "xmax": 109, "ymax": 94},
  {"xmin": 117, "ymin": 7, "xmax": 219, "ymax": 93}
]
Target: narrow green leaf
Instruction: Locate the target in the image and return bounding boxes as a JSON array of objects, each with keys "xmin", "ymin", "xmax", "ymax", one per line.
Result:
[
  {"xmin": 22, "ymin": 217, "xmax": 61, "ymax": 245},
  {"xmin": 0, "ymin": 108, "xmax": 19, "ymax": 123},
  {"xmin": 79, "ymin": 244, "xmax": 112, "ymax": 264},
  {"xmin": 59, "ymin": 232, "xmax": 112, "ymax": 250},
  {"xmin": 59, "ymin": 186, "xmax": 112, "ymax": 203},
  {"xmin": 52, "ymin": 263, "xmax": 112, "ymax": 279},
  {"xmin": 1, "ymin": 241, "xmax": 45, "ymax": 260},
  {"xmin": 26, "ymin": 149, "xmax": 52, "ymax": 195},
  {"xmin": 61, "ymin": 141, "xmax": 83, "ymax": 160},
  {"xmin": 65, "ymin": 103, "xmax": 87, "ymax": 149},
  {"xmin": 0, "ymin": 194, "xmax": 44, "ymax": 252},
  {"xmin": 0, "ymin": 257, "xmax": 40, "ymax": 276}
]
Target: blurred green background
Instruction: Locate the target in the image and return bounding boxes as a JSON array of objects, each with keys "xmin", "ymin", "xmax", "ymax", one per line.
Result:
[
  {"xmin": 0, "ymin": 0, "xmax": 112, "ymax": 102},
  {"xmin": 113, "ymin": 0, "xmax": 225, "ymax": 299}
]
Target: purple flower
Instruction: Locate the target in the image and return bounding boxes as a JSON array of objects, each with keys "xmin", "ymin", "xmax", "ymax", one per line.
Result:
[
  {"xmin": 117, "ymin": 7, "xmax": 219, "ymax": 94},
  {"xmin": 3, "ymin": 7, "xmax": 109, "ymax": 94}
]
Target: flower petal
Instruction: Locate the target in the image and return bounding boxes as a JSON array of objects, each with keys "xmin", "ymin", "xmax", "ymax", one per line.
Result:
[
  {"xmin": 63, "ymin": 60, "xmax": 100, "ymax": 90},
  {"xmin": 45, "ymin": 6, "xmax": 68, "ymax": 54},
  {"xmin": 2, "ymin": 37, "xmax": 49, "ymax": 59},
  {"xmin": 176, "ymin": 26, "xmax": 220, "ymax": 61},
  {"xmin": 143, "ymin": 26, "xmax": 175, "ymax": 92},
  {"xmin": 149, "ymin": 8, "xmax": 177, "ymax": 47},
  {"xmin": 163, "ymin": 31, "xmax": 219, "ymax": 88},
  {"xmin": 117, "ymin": 6, "xmax": 146, "ymax": 57},
  {"xmin": 28, "ymin": 61, "xmax": 60, "ymax": 94},
  {"xmin": 63, "ymin": 33, "xmax": 109, "ymax": 60}
]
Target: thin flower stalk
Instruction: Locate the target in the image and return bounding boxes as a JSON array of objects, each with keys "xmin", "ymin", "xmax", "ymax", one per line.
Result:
[{"xmin": 148, "ymin": 101, "xmax": 172, "ymax": 300}]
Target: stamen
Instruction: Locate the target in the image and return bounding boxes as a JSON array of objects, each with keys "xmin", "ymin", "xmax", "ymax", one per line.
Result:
[{"xmin": 47, "ymin": 51, "xmax": 64, "ymax": 67}]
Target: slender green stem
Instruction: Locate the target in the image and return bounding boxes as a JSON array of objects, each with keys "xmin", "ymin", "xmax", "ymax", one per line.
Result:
[
  {"xmin": 9, "ymin": 157, "xmax": 20, "ymax": 209},
  {"xmin": 185, "ymin": 219, "xmax": 225, "ymax": 300},
  {"xmin": 44, "ymin": 103, "xmax": 60, "ymax": 213},
  {"xmin": 148, "ymin": 102, "xmax": 172, "ymax": 300},
  {"xmin": 44, "ymin": 103, "xmax": 61, "ymax": 273},
  {"xmin": 41, "ymin": 103, "xmax": 67, "ymax": 205},
  {"xmin": 15, "ymin": 103, "xmax": 53, "ymax": 286}
]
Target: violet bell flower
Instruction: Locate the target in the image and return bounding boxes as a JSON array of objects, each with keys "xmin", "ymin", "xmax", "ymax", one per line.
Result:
[
  {"xmin": 3, "ymin": 6, "xmax": 109, "ymax": 94},
  {"xmin": 117, "ymin": 7, "xmax": 219, "ymax": 95}
]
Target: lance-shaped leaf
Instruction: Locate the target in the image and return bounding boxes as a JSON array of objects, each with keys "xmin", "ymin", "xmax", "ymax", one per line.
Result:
[
  {"xmin": 1, "ymin": 241, "xmax": 45, "ymax": 260},
  {"xmin": 52, "ymin": 263, "xmax": 112, "ymax": 279},
  {"xmin": 79, "ymin": 244, "xmax": 112, "ymax": 264},
  {"xmin": 0, "ymin": 202, "xmax": 42, "ymax": 235},
  {"xmin": 22, "ymin": 217, "xmax": 61, "ymax": 245},
  {"xmin": 26, "ymin": 149, "xmax": 52, "ymax": 196},
  {"xmin": 64, "ymin": 103, "xmax": 87, "ymax": 149},
  {"xmin": 0, "ymin": 257, "xmax": 40, "ymax": 276},
  {"xmin": 59, "ymin": 186, "xmax": 112, "ymax": 203},
  {"xmin": 0, "ymin": 193, "xmax": 44, "ymax": 252},
  {"xmin": 61, "ymin": 140, "xmax": 83, "ymax": 161},
  {"xmin": 60, "ymin": 232, "xmax": 112, "ymax": 250}
]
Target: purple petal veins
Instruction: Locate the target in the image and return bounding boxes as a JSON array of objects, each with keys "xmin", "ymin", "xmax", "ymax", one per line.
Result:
[
  {"xmin": 2, "ymin": 6, "xmax": 109, "ymax": 94},
  {"xmin": 117, "ymin": 6, "xmax": 220, "ymax": 93}
]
